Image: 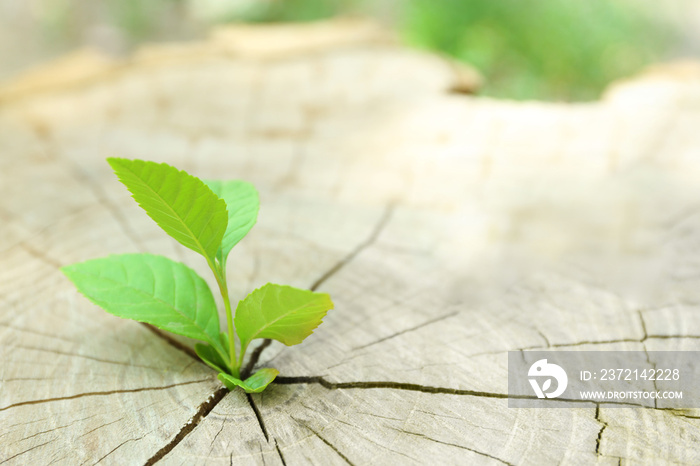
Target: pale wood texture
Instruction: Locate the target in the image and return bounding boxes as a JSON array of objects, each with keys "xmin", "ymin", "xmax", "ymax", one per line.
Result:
[{"xmin": 2, "ymin": 20, "xmax": 700, "ymax": 465}]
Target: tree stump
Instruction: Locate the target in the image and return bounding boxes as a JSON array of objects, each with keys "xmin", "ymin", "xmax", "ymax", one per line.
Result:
[{"xmin": 2, "ymin": 20, "xmax": 700, "ymax": 465}]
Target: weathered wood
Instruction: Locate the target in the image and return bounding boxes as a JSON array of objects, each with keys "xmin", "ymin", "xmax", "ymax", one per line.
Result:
[{"xmin": 2, "ymin": 20, "xmax": 700, "ymax": 465}]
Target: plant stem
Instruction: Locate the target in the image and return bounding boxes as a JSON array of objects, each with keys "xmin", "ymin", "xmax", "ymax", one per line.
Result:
[
  {"xmin": 237, "ymin": 341, "xmax": 249, "ymax": 371},
  {"xmin": 208, "ymin": 257, "xmax": 239, "ymax": 378},
  {"xmin": 220, "ymin": 269, "xmax": 240, "ymax": 378}
]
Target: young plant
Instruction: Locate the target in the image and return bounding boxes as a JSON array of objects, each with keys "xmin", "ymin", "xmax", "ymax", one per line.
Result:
[{"xmin": 61, "ymin": 158, "xmax": 333, "ymax": 393}]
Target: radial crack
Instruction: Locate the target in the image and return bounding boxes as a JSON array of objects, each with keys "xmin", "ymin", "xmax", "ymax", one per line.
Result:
[
  {"xmin": 272, "ymin": 376, "xmax": 686, "ymax": 410},
  {"xmin": 0, "ymin": 378, "xmax": 212, "ymax": 412},
  {"xmin": 0, "ymin": 438, "xmax": 57, "ymax": 464},
  {"xmin": 248, "ymin": 204, "xmax": 395, "ymax": 375},
  {"xmin": 93, "ymin": 436, "xmax": 144, "ymax": 465},
  {"xmin": 309, "ymin": 204, "xmax": 394, "ymax": 292},
  {"xmin": 274, "ymin": 440, "xmax": 288, "ymax": 466},
  {"xmin": 207, "ymin": 419, "xmax": 226, "ymax": 457},
  {"xmin": 246, "ymin": 393, "xmax": 269, "ymax": 442},
  {"xmin": 353, "ymin": 311, "xmax": 459, "ymax": 351},
  {"xmin": 274, "ymin": 376, "xmax": 511, "ymax": 397},
  {"xmin": 78, "ymin": 418, "xmax": 125, "ymax": 439},
  {"xmin": 241, "ymin": 339, "xmax": 273, "ymax": 379},
  {"xmin": 13, "ymin": 344, "xmax": 163, "ymax": 370},
  {"xmin": 306, "ymin": 426, "xmax": 354, "ymax": 465},
  {"xmin": 142, "ymin": 324, "xmax": 200, "ymax": 361},
  {"xmin": 18, "ymin": 413, "xmax": 100, "ymax": 441},
  {"xmin": 144, "ymin": 386, "xmax": 228, "ymax": 465},
  {"xmin": 392, "ymin": 428, "xmax": 513, "ymax": 465}
]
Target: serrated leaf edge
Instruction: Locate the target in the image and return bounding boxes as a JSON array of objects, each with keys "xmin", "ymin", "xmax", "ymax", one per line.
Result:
[
  {"xmin": 235, "ymin": 283, "xmax": 333, "ymax": 349},
  {"xmin": 107, "ymin": 158, "xmax": 228, "ymax": 261}
]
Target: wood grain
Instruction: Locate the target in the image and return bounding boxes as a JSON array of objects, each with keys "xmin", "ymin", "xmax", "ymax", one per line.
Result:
[{"xmin": 2, "ymin": 20, "xmax": 700, "ymax": 465}]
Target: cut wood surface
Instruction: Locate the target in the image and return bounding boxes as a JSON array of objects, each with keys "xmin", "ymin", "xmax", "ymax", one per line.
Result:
[{"xmin": 2, "ymin": 19, "xmax": 700, "ymax": 465}]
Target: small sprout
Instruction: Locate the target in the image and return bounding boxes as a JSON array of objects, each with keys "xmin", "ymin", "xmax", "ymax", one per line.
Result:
[{"xmin": 62, "ymin": 158, "xmax": 333, "ymax": 393}]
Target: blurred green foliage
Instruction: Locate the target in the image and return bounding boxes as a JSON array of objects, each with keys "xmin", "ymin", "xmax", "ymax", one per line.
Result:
[
  {"xmin": 226, "ymin": 0, "xmax": 358, "ymax": 23},
  {"xmin": 33, "ymin": 0, "xmax": 677, "ymax": 101},
  {"xmin": 399, "ymin": 0, "xmax": 676, "ymax": 101},
  {"xmin": 105, "ymin": 0, "xmax": 177, "ymax": 39},
  {"xmin": 212, "ymin": 0, "xmax": 676, "ymax": 100}
]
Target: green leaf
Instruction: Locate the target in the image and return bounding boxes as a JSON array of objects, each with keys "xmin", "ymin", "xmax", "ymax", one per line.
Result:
[
  {"xmin": 240, "ymin": 368, "xmax": 279, "ymax": 392},
  {"xmin": 218, "ymin": 368, "xmax": 280, "ymax": 393},
  {"xmin": 195, "ymin": 343, "xmax": 229, "ymax": 373},
  {"xmin": 219, "ymin": 332, "xmax": 231, "ymax": 352},
  {"xmin": 204, "ymin": 180, "xmax": 259, "ymax": 262},
  {"xmin": 234, "ymin": 284, "xmax": 334, "ymax": 353},
  {"xmin": 107, "ymin": 158, "xmax": 228, "ymax": 261},
  {"xmin": 62, "ymin": 254, "xmax": 221, "ymax": 346}
]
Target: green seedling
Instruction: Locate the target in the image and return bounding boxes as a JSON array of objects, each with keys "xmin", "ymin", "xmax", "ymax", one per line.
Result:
[{"xmin": 62, "ymin": 158, "xmax": 333, "ymax": 393}]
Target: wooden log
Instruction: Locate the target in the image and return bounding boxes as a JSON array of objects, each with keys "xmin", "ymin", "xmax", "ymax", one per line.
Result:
[{"xmin": 1, "ymin": 19, "xmax": 700, "ymax": 465}]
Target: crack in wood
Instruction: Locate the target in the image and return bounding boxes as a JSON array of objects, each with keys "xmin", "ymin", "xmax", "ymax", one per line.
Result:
[
  {"xmin": 0, "ymin": 438, "xmax": 57, "ymax": 464},
  {"xmin": 478, "ymin": 333, "xmax": 700, "ymax": 357},
  {"xmin": 142, "ymin": 324, "xmax": 200, "ymax": 361},
  {"xmin": 143, "ymin": 386, "xmax": 228, "ymax": 465},
  {"xmin": 245, "ymin": 393, "xmax": 269, "ymax": 442},
  {"xmin": 357, "ymin": 411, "xmax": 403, "ymax": 422},
  {"xmin": 47, "ymin": 454, "xmax": 71, "ymax": 465},
  {"xmin": 12, "ymin": 344, "xmax": 164, "ymax": 370},
  {"xmin": 241, "ymin": 339, "xmax": 273, "ymax": 379},
  {"xmin": 540, "ymin": 338, "xmax": 640, "ymax": 348},
  {"xmin": 8, "ymin": 33, "xmax": 700, "ymax": 466},
  {"xmin": 305, "ymin": 425, "xmax": 355, "ymax": 466},
  {"xmin": 536, "ymin": 330, "xmax": 551, "ymax": 348},
  {"xmin": 594, "ymin": 405, "xmax": 608, "ymax": 457},
  {"xmin": 243, "ymin": 204, "xmax": 396, "ymax": 376},
  {"xmin": 91, "ymin": 435, "xmax": 145, "ymax": 465},
  {"xmin": 87, "ymin": 205, "xmax": 400, "ymax": 463},
  {"xmin": 666, "ymin": 411, "xmax": 700, "ymax": 420},
  {"xmin": 207, "ymin": 419, "xmax": 226, "ymax": 458},
  {"xmin": 138, "ymin": 205, "xmax": 397, "ymax": 381},
  {"xmin": 353, "ymin": 311, "xmax": 459, "ymax": 351},
  {"xmin": 274, "ymin": 440, "xmax": 288, "ymax": 466},
  {"xmin": 391, "ymin": 427, "xmax": 514, "ymax": 465},
  {"xmin": 273, "ymin": 376, "xmax": 700, "ymax": 412},
  {"xmin": 275, "ymin": 376, "xmax": 513, "ymax": 398},
  {"xmin": 246, "ymin": 393, "xmax": 286, "ymax": 466},
  {"xmin": 645, "ymin": 334, "xmax": 700, "ymax": 340},
  {"xmin": 256, "ymin": 443, "xmax": 266, "ymax": 466},
  {"xmin": 14, "ymin": 413, "xmax": 119, "ymax": 449},
  {"xmin": 19, "ymin": 413, "xmax": 100, "ymax": 442},
  {"xmin": 357, "ymin": 431, "xmax": 418, "ymax": 462},
  {"xmin": 58, "ymin": 196, "xmax": 692, "ymax": 461},
  {"xmin": 77, "ymin": 417, "xmax": 125, "ymax": 439},
  {"xmin": 0, "ymin": 378, "xmax": 212, "ymax": 412},
  {"xmin": 309, "ymin": 204, "xmax": 394, "ymax": 292},
  {"xmin": 637, "ymin": 310, "xmax": 660, "ymax": 409}
]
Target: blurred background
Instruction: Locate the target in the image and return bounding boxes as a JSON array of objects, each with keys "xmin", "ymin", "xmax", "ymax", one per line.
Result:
[{"xmin": 1, "ymin": 0, "xmax": 698, "ymax": 101}]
